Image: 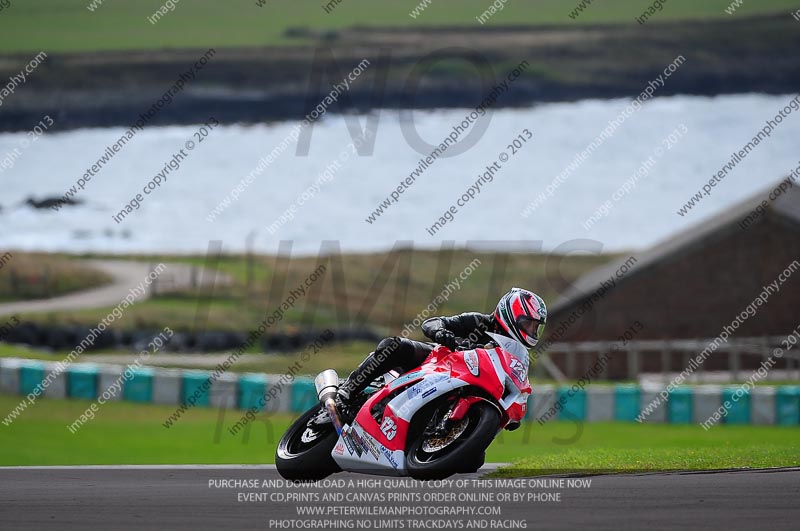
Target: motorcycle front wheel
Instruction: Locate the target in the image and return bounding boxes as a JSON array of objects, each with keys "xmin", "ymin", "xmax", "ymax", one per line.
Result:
[
  {"xmin": 406, "ymin": 400, "xmax": 500, "ymax": 480},
  {"xmin": 275, "ymin": 405, "xmax": 341, "ymax": 480}
]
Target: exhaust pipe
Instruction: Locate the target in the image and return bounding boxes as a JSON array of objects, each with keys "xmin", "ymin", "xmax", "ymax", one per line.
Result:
[{"xmin": 314, "ymin": 369, "xmax": 344, "ymax": 435}]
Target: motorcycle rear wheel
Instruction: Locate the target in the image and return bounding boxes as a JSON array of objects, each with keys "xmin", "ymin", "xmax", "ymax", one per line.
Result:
[{"xmin": 406, "ymin": 400, "xmax": 500, "ymax": 480}]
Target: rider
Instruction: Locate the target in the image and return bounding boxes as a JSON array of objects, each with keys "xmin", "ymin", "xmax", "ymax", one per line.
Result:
[{"xmin": 336, "ymin": 287, "xmax": 547, "ymax": 414}]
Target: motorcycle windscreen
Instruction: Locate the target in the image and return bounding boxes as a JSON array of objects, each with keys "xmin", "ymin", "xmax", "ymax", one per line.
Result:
[{"xmin": 486, "ymin": 331, "xmax": 530, "ymax": 371}]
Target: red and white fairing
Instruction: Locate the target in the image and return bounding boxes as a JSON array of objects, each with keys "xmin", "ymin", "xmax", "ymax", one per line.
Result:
[{"xmin": 331, "ymin": 332, "xmax": 532, "ymax": 475}]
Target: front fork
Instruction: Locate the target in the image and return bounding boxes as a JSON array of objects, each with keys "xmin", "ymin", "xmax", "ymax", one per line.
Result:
[
  {"xmin": 425, "ymin": 395, "xmax": 484, "ymax": 438},
  {"xmin": 448, "ymin": 394, "xmax": 511, "ymax": 430}
]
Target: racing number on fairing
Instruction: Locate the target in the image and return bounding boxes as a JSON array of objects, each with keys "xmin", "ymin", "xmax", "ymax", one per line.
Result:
[
  {"xmin": 509, "ymin": 358, "xmax": 527, "ymax": 383},
  {"xmin": 380, "ymin": 417, "xmax": 397, "ymax": 441}
]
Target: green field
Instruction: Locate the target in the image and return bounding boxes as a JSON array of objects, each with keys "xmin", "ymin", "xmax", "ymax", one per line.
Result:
[
  {"xmin": 492, "ymin": 424, "xmax": 800, "ymax": 477},
  {"xmin": 0, "ymin": 253, "xmax": 110, "ymax": 303},
  {"xmin": 13, "ymin": 250, "xmax": 612, "ymax": 335},
  {"xmin": 1, "ymin": 395, "xmax": 797, "ymax": 473},
  {"xmin": 0, "ymin": 0, "xmax": 797, "ymax": 53}
]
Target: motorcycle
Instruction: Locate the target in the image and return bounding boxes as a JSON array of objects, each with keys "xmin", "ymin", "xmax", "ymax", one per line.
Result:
[{"xmin": 275, "ymin": 332, "xmax": 531, "ymax": 480}]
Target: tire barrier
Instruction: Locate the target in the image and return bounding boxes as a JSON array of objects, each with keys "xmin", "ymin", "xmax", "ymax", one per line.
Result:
[
  {"xmin": 528, "ymin": 383, "xmax": 799, "ymax": 426},
  {"xmin": 1, "ymin": 357, "xmax": 798, "ymax": 425},
  {"xmin": 0, "ymin": 322, "xmax": 382, "ymax": 354}
]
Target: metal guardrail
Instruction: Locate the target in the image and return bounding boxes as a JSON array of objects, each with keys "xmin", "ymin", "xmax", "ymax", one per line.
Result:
[{"xmin": 541, "ymin": 336, "xmax": 799, "ymax": 382}]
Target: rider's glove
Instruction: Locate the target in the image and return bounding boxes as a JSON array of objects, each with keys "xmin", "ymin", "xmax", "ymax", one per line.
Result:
[{"xmin": 434, "ymin": 329, "xmax": 458, "ymax": 350}]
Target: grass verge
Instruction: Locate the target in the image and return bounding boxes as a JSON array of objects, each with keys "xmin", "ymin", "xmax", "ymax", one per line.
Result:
[
  {"xmin": 492, "ymin": 421, "xmax": 800, "ymax": 477},
  {"xmin": 0, "ymin": 253, "xmax": 110, "ymax": 303},
  {"xmin": 1, "ymin": 395, "xmax": 797, "ymax": 470},
  {"xmin": 14, "ymin": 250, "xmax": 613, "ymax": 335},
  {"xmin": 1, "ymin": 0, "xmax": 798, "ymax": 52}
]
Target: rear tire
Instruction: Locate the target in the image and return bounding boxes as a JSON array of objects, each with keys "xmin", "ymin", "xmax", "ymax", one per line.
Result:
[
  {"xmin": 463, "ymin": 451, "xmax": 486, "ymax": 474},
  {"xmin": 275, "ymin": 405, "xmax": 341, "ymax": 480},
  {"xmin": 406, "ymin": 401, "xmax": 500, "ymax": 480}
]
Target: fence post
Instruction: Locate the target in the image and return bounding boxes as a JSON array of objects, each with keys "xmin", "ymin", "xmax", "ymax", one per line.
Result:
[
  {"xmin": 598, "ymin": 349, "xmax": 610, "ymax": 380},
  {"xmin": 730, "ymin": 345, "xmax": 741, "ymax": 382},
  {"xmin": 761, "ymin": 337, "xmax": 773, "ymax": 382},
  {"xmin": 682, "ymin": 352, "xmax": 693, "ymax": 382},
  {"xmin": 694, "ymin": 344, "xmax": 704, "ymax": 383},
  {"xmin": 627, "ymin": 349, "xmax": 639, "ymax": 381},
  {"xmin": 566, "ymin": 349, "xmax": 576, "ymax": 380},
  {"xmin": 660, "ymin": 342, "xmax": 670, "ymax": 383}
]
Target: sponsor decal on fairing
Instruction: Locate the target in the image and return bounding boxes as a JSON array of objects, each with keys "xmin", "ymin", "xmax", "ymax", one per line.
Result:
[
  {"xmin": 421, "ymin": 387, "xmax": 437, "ymax": 399},
  {"xmin": 464, "ymin": 350, "xmax": 480, "ymax": 376}
]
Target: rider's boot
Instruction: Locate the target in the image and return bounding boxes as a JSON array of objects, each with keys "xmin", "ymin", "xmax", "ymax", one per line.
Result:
[
  {"xmin": 336, "ymin": 337, "xmax": 405, "ymax": 422},
  {"xmin": 335, "ymin": 352, "xmax": 380, "ymax": 423}
]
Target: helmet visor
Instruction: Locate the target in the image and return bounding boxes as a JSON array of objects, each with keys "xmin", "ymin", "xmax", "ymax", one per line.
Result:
[{"xmin": 517, "ymin": 317, "xmax": 545, "ymax": 340}]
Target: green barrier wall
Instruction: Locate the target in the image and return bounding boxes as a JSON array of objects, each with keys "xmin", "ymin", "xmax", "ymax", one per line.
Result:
[
  {"xmin": 122, "ymin": 367, "xmax": 154, "ymax": 403},
  {"xmin": 67, "ymin": 365, "xmax": 98, "ymax": 400},
  {"xmin": 557, "ymin": 387, "xmax": 586, "ymax": 421},
  {"xmin": 3, "ymin": 355, "xmax": 800, "ymax": 426},
  {"xmin": 18, "ymin": 361, "xmax": 45, "ymax": 396},
  {"xmin": 239, "ymin": 374, "xmax": 267, "ymax": 411},
  {"xmin": 181, "ymin": 372, "xmax": 212, "ymax": 407},
  {"xmin": 723, "ymin": 387, "xmax": 751, "ymax": 424},
  {"xmin": 290, "ymin": 379, "xmax": 318, "ymax": 413},
  {"xmin": 775, "ymin": 386, "xmax": 800, "ymax": 425},
  {"xmin": 668, "ymin": 387, "xmax": 693, "ymax": 423},
  {"xmin": 614, "ymin": 385, "xmax": 640, "ymax": 421}
]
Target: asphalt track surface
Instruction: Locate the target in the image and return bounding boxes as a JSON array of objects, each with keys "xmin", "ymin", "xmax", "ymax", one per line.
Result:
[{"xmin": 1, "ymin": 465, "xmax": 798, "ymax": 530}]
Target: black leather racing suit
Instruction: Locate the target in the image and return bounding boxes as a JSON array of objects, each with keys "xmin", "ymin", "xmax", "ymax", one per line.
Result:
[{"xmin": 338, "ymin": 312, "xmax": 502, "ymax": 402}]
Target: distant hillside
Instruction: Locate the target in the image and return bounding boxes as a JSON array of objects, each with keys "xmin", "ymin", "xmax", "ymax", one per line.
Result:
[{"xmin": 0, "ymin": 14, "xmax": 798, "ymax": 131}]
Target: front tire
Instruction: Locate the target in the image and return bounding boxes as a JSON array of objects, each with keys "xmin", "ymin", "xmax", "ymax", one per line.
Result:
[
  {"xmin": 406, "ymin": 401, "xmax": 500, "ymax": 480},
  {"xmin": 275, "ymin": 405, "xmax": 341, "ymax": 480}
]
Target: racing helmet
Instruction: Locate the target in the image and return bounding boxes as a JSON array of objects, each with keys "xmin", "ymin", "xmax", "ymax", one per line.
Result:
[{"xmin": 494, "ymin": 287, "xmax": 547, "ymax": 348}]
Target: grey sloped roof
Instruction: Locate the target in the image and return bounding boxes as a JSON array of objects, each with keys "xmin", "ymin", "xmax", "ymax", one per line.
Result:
[{"xmin": 550, "ymin": 176, "xmax": 800, "ymax": 314}]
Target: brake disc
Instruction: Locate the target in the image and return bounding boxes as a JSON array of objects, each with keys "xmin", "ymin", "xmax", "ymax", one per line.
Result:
[
  {"xmin": 421, "ymin": 417, "xmax": 470, "ymax": 453},
  {"xmin": 309, "ymin": 408, "xmax": 331, "ymax": 426}
]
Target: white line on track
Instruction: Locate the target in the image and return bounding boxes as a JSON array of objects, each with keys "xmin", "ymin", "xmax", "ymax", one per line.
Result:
[{"xmin": 1, "ymin": 463, "xmax": 509, "ymax": 470}]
